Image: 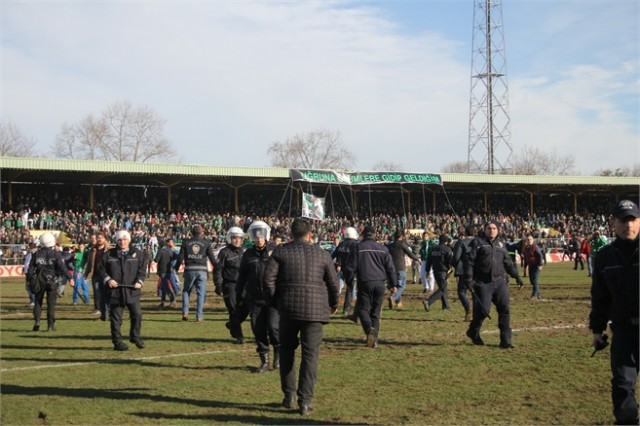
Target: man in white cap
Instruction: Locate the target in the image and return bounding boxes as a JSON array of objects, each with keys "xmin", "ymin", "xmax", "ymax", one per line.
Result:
[
  {"xmin": 590, "ymin": 199, "xmax": 639, "ymax": 425},
  {"xmin": 101, "ymin": 230, "xmax": 148, "ymax": 351}
]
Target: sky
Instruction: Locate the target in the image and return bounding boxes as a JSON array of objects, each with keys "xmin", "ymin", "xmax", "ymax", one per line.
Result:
[{"xmin": 1, "ymin": 0, "xmax": 638, "ymax": 175}]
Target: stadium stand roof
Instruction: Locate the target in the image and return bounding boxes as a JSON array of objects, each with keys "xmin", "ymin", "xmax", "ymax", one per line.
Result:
[{"xmin": 1, "ymin": 156, "xmax": 638, "ymax": 195}]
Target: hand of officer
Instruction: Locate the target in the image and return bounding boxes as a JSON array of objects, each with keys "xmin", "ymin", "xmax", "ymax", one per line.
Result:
[
  {"xmin": 214, "ymin": 285, "xmax": 222, "ymax": 296},
  {"xmin": 516, "ymin": 277, "xmax": 524, "ymax": 289},
  {"xmin": 108, "ymin": 279, "xmax": 118, "ymax": 288},
  {"xmin": 592, "ymin": 333, "xmax": 607, "ymax": 349},
  {"xmin": 391, "ymin": 287, "xmax": 398, "ymax": 295},
  {"xmin": 134, "ymin": 282, "xmax": 142, "ymax": 289}
]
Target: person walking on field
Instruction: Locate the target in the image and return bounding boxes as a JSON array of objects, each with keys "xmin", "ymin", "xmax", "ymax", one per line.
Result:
[
  {"xmin": 451, "ymin": 225, "xmax": 475, "ymax": 321},
  {"xmin": 214, "ymin": 227, "xmax": 248, "ymax": 344},
  {"xmin": 263, "ymin": 218, "xmax": 339, "ymax": 416},
  {"xmin": 387, "ymin": 229, "xmax": 420, "ymax": 309},
  {"xmin": 589, "ymin": 200, "xmax": 639, "ymax": 425},
  {"xmin": 237, "ymin": 221, "xmax": 280, "ymax": 373},
  {"xmin": 27, "ymin": 232, "xmax": 73, "ymax": 332},
  {"xmin": 101, "ymin": 230, "xmax": 148, "ymax": 351},
  {"xmin": 343, "ymin": 225, "xmax": 398, "ymax": 348},
  {"xmin": 523, "ymin": 234, "xmax": 545, "ymax": 299},
  {"xmin": 174, "ymin": 225, "xmax": 216, "ymax": 322},
  {"xmin": 422, "ymin": 233, "xmax": 453, "ymax": 312},
  {"xmin": 463, "ymin": 222, "xmax": 524, "ymax": 348}
]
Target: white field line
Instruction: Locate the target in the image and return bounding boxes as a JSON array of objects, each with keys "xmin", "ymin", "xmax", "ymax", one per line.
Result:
[
  {"xmin": 1, "ymin": 348, "xmax": 254, "ymax": 373},
  {"xmin": 2, "ymin": 323, "xmax": 589, "ymax": 373},
  {"xmin": 483, "ymin": 323, "xmax": 588, "ymax": 334}
]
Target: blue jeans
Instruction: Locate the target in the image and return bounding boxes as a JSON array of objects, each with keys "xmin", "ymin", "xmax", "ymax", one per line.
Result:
[
  {"xmin": 182, "ymin": 270, "xmax": 207, "ymax": 320},
  {"xmin": 393, "ymin": 271, "xmax": 407, "ymax": 303},
  {"xmin": 72, "ymin": 271, "xmax": 90, "ymax": 304},
  {"xmin": 528, "ymin": 266, "xmax": 541, "ymax": 298}
]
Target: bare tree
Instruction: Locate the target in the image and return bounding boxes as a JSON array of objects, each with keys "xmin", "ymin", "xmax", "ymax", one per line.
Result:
[
  {"xmin": 372, "ymin": 161, "xmax": 403, "ymax": 171},
  {"xmin": 596, "ymin": 164, "xmax": 640, "ymax": 177},
  {"xmin": 267, "ymin": 129, "xmax": 355, "ymax": 169},
  {"xmin": 441, "ymin": 161, "xmax": 469, "ymax": 173},
  {"xmin": 511, "ymin": 145, "xmax": 576, "ymax": 176},
  {"xmin": 51, "ymin": 101, "xmax": 176, "ymax": 162},
  {"xmin": 0, "ymin": 121, "xmax": 37, "ymax": 157}
]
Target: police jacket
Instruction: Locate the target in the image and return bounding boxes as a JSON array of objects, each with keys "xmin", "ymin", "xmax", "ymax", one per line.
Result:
[
  {"xmin": 237, "ymin": 245, "xmax": 271, "ymax": 306},
  {"xmin": 27, "ymin": 247, "xmax": 73, "ymax": 286},
  {"xmin": 214, "ymin": 244, "xmax": 245, "ymax": 287},
  {"xmin": 101, "ymin": 247, "xmax": 147, "ymax": 287},
  {"xmin": 343, "ymin": 237, "xmax": 398, "ymax": 289},
  {"xmin": 174, "ymin": 237, "xmax": 216, "ymax": 274},
  {"xmin": 331, "ymin": 238, "xmax": 358, "ymax": 269},
  {"xmin": 451, "ymin": 237, "xmax": 473, "ymax": 277},
  {"xmin": 387, "ymin": 239, "xmax": 420, "ymax": 273},
  {"xmin": 426, "ymin": 243, "xmax": 453, "ymax": 275},
  {"xmin": 463, "ymin": 235, "xmax": 520, "ymax": 284},
  {"xmin": 589, "ymin": 237, "xmax": 639, "ymax": 333},
  {"xmin": 263, "ymin": 239, "xmax": 339, "ymax": 323},
  {"xmin": 154, "ymin": 246, "xmax": 175, "ymax": 277}
]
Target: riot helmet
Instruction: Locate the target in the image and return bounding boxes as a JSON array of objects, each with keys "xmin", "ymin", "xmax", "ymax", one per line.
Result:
[{"xmin": 247, "ymin": 221, "xmax": 270, "ymax": 247}]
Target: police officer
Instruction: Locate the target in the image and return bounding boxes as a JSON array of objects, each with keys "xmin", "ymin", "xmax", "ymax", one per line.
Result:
[
  {"xmin": 214, "ymin": 226, "xmax": 248, "ymax": 344},
  {"xmin": 174, "ymin": 225, "xmax": 216, "ymax": 322},
  {"xmin": 101, "ymin": 230, "xmax": 148, "ymax": 351},
  {"xmin": 451, "ymin": 225, "xmax": 476, "ymax": 321},
  {"xmin": 463, "ymin": 222, "xmax": 524, "ymax": 348},
  {"xmin": 331, "ymin": 226, "xmax": 359, "ymax": 316},
  {"xmin": 343, "ymin": 225, "xmax": 398, "ymax": 348},
  {"xmin": 27, "ymin": 232, "xmax": 73, "ymax": 331},
  {"xmin": 589, "ymin": 200, "xmax": 639, "ymax": 425},
  {"xmin": 422, "ymin": 233, "xmax": 453, "ymax": 312},
  {"xmin": 237, "ymin": 221, "xmax": 280, "ymax": 372}
]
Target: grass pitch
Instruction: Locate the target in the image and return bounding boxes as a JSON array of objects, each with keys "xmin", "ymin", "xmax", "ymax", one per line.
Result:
[{"xmin": 0, "ymin": 262, "xmax": 619, "ymax": 425}]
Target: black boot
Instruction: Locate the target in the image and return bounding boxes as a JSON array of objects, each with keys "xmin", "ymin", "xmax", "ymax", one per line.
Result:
[
  {"xmin": 256, "ymin": 353, "xmax": 269, "ymax": 373},
  {"xmin": 273, "ymin": 349, "xmax": 280, "ymax": 370}
]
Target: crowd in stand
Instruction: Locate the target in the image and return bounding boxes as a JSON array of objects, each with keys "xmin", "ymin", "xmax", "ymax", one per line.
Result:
[{"xmin": 0, "ymin": 184, "xmax": 628, "ymax": 264}]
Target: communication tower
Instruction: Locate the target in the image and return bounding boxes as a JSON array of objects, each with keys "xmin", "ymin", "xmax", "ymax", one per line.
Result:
[{"xmin": 467, "ymin": 0, "xmax": 512, "ymax": 174}]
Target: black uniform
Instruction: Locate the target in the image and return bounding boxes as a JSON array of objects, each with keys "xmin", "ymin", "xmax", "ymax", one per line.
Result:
[
  {"xmin": 424, "ymin": 243, "xmax": 453, "ymax": 309},
  {"xmin": 463, "ymin": 234, "xmax": 522, "ymax": 347},
  {"xmin": 101, "ymin": 247, "xmax": 148, "ymax": 348},
  {"xmin": 155, "ymin": 245, "xmax": 176, "ymax": 304},
  {"xmin": 343, "ymin": 236, "xmax": 398, "ymax": 344},
  {"xmin": 237, "ymin": 245, "xmax": 280, "ymax": 359},
  {"xmin": 590, "ymin": 236, "xmax": 639, "ymax": 424},
  {"xmin": 331, "ymin": 238, "xmax": 358, "ymax": 315},
  {"xmin": 214, "ymin": 244, "xmax": 248, "ymax": 341},
  {"xmin": 27, "ymin": 247, "xmax": 72, "ymax": 331}
]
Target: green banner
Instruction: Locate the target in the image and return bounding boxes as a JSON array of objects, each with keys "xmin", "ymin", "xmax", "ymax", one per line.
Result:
[{"xmin": 290, "ymin": 169, "xmax": 442, "ymax": 186}]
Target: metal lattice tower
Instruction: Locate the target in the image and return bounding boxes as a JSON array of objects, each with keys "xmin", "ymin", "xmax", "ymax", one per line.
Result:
[{"xmin": 467, "ymin": 0, "xmax": 512, "ymax": 174}]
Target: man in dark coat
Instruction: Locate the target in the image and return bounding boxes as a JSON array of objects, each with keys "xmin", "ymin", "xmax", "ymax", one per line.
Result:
[
  {"xmin": 214, "ymin": 226, "xmax": 248, "ymax": 344},
  {"xmin": 155, "ymin": 238, "xmax": 177, "ymax": 307},
  {"xmin": 387, "ymin": 229, "xmax": 420, "ymax": 309},
  {"xmin": 463, "ymin": 222, "xmax": 524, "ymax": 348},
  {"xmin": 263, "ymin": 218, "xmax": 339, "ymax": 416},
  {"xmin": 238, "ymin": 221, "xmax": 280, "ymax": 373},
  {"xmin": 101, "ymin": 230, "xmax": 148, "ymax": 351},
  {"xmin": 343, "ymin": 225, "xmax": 398, "ymax": 349},
  {"xmin": 27, "ymin": 232, "xmax": 72, "ymax": 331},
  {"xmin": 590, "ymin": 200, "xmax": 639, "ymax": 425},
  {"xmin": 422, "ymin": 233, "xmax": 454, "ymax": 312}
]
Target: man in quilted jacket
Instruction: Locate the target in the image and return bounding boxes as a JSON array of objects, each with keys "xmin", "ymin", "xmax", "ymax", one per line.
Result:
[{"xmin": 263, "ymin": 218, "xmax": 339, "ymax": 416}]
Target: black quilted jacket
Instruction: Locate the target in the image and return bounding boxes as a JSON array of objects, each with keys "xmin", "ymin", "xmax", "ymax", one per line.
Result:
[{"xmin": 263, "ymin": 239, "xmax": 339, "ymax": 323}]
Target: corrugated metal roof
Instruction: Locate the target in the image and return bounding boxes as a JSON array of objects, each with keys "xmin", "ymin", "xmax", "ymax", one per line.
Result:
[
  {"xmin": 441, "ymin": 172, "xmax": 640, "ymax": 186},
  {"xmin": 0, "ymin": 156, "xmax": 290, "ymax": 178},
  {"xmin": 1, "ymin": 156, "xmax": 639, "ymax": 186}
]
